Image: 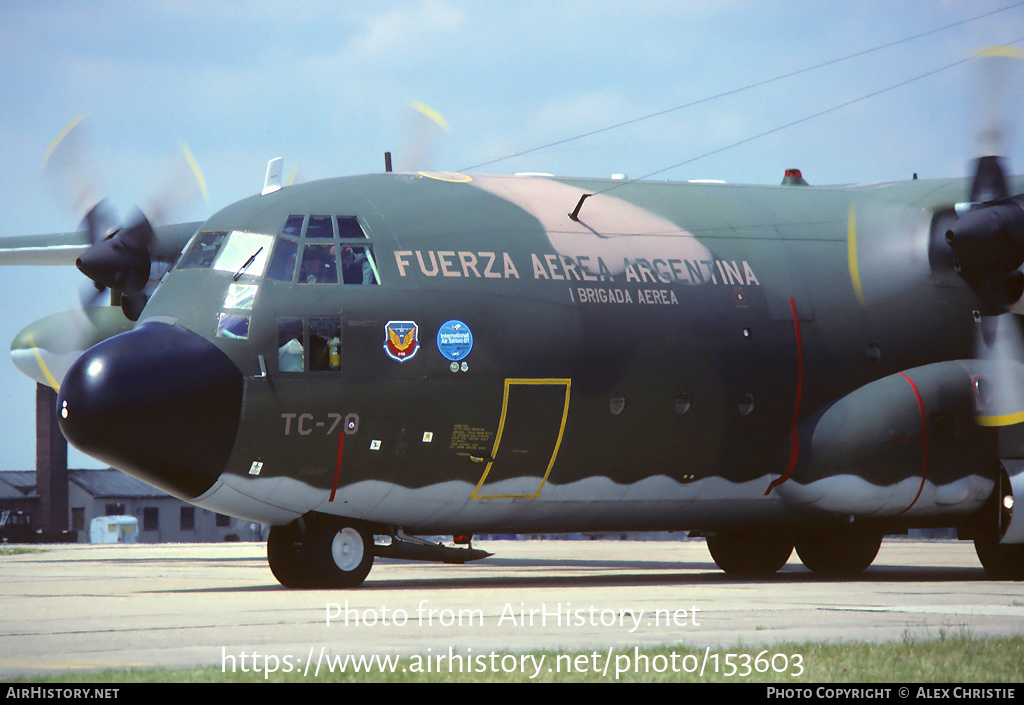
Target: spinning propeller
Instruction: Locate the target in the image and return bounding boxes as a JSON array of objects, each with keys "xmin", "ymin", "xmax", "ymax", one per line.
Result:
[
  {"xmin": 42, "ymin": 115, "xmax": 208, "ymax": 322},
  {"xmin": 939, "ymin": 47, "xmax": 1024, "ymax": 426},
  {"xmin": 943, "ymin": 47, "xmax": 1024, "ymax": 342},
  {"xmin": 848, "ymin": 47, "xmax": 1024, "ymax": 426}
]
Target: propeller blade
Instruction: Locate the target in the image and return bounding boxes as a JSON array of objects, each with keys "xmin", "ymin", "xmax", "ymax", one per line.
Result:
[
  {"xmin": 402, "ymin": 100, "xmax": 451, "ymax": 172},
  {"xmin": 78, "ymin": 281, "xmax": 110, "ymax": 309},
  {"xmin": 971, "ymin": 46, "xmax": 1022, "ymax": 168},
  {"xmin": 943, "ymin": 47, "xmax": 1024, "ymax": 316},
  {"xmin": 41, "ymin": 114, "xmax": 103, "ymax": 219},
  {"xmin": 971, "ymin": 319, "xmax": 1024, "ymax": 427},
  {"xmin": 145, "ymin": 141, "xmax": 209, "ymax": 225}
]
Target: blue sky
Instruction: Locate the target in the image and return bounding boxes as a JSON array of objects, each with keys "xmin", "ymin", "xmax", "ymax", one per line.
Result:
[{"xmin": 0, "ymin": 0, "xmax": 1022, "ymax": 470}]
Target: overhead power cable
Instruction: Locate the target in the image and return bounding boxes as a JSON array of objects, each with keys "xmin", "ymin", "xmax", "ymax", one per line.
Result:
[{"xmin": 459, "ymin": 2, "xmax": 1024, "ymax": 173}]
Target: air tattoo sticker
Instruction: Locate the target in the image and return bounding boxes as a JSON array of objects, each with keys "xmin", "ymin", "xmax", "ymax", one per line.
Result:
[
  {"xmin": 384, "ymin": 321, "xmax": 419, "ymax": 363},
  {"xmin": 436, "ymin": 319, "xmax": 474, "ymax": 362}
]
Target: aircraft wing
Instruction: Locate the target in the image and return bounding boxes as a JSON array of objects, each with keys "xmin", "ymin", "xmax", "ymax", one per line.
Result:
[
  {"xmin": 0, "ymin": 221, "xmax": 204, "ymax": 266},
  {"xmin": 841, "ymin": 174, "xmax": 1024, "ymax": 211},
  {"xmin": 0, "ymin": 230, "xmax": 90, "ymax": 266}
]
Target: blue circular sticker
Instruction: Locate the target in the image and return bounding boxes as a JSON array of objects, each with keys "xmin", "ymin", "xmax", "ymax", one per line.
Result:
[{"xmin": 436, "ymin": 320, "xmax": 473, "ymax": 361}]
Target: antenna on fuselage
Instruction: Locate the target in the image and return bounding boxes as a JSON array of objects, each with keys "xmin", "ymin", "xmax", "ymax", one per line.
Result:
[
  {"xmin": 262, "ymin": 157, "xmax": 284, "ymax": 195},
  {"xmin": 568, "ymin": 193, "xmax": 592, "ymax": 222},
  {"xmin": 385, "ymin": 151, "xmax": 393, "ymax": 172}
]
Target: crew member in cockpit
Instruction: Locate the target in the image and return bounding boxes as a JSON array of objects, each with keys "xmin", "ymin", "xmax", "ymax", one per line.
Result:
[{"xmin": 300, "ymin": 245, "xmax": 337, "ymax": 284}]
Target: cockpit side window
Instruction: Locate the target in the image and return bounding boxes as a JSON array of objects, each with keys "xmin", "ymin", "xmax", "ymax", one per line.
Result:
[
  {"xmin": 177, "ymin": 231, "xmax": 228, "ymax": 269},
  {"xmin": 309, "ymin": 316, "xmax": 342, "ymax": 371},
  {"xmin": 339, "ymin": 246, "xmax": 378, "ymax": 285},
  {"xmin": 277, "ymin": 315, "xmax": 341, "ymax": 372},
  {"xmin": 267, "ymin": 238, "xmax": 299, "ymax": 282},
  {"xmin": 277, "ymin": 316, "xmax": 304, "ymax": 372}
]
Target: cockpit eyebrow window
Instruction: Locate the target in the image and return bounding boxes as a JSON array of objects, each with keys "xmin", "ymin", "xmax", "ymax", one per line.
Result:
[
  {"xmin": 282, "ymin": 215, "xmax": 304, "ymax": 237},
  {"xmin": 269, "ymin": 214, "xmax": 379, "ymax": 285},
  {"xmin": 306, "ymin": 216, "xmax": 334, "ymax": 239},
  {"xmin": 337, "ymin": 216, "xmax": 367, "ymax": 239}
]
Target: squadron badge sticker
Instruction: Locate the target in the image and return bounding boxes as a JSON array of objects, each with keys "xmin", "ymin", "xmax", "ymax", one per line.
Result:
[
  {"xmin": 384, "ymin": 321, "xmax": 419, "ymax": 363},
  {"xmin": 436, "ymin": 319, "xmax": 474, "ymax": 362}
]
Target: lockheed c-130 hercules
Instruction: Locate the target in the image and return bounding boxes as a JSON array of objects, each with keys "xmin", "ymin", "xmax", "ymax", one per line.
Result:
[{"xmin": 6, "ymin": 50, "xmax": 1024, "ymax": 588}]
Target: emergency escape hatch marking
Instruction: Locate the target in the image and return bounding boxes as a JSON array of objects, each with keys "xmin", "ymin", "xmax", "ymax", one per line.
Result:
[{"xmin": 470, "ymin": 378, "xmax": 571, "ymax": 499}]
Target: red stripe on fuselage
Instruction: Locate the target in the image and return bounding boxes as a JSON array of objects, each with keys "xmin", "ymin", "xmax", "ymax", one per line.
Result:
[
  {"xmin": 897, "ymin": 371, "xmax": 927, "ymax": 514},
  {"xmin": 765, "ymin": 297, "xmax": 803, "ymax": 495}
]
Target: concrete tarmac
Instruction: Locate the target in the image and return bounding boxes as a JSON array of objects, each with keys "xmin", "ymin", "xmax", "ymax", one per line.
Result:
[{"xmin": 0, "ymin": 538, "xmax": 1021, "ymax": 680}]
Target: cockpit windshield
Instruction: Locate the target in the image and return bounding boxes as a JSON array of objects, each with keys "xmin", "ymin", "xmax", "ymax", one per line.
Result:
[{"xmin": 178, "ymin": 214, "xmax": 380, "ymax": 286}]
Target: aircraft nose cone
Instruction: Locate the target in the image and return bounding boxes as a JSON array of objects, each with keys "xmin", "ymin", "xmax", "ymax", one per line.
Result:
[{"xmin": 57, "ymin": 321, "xmax": 243, "ymax": 500}]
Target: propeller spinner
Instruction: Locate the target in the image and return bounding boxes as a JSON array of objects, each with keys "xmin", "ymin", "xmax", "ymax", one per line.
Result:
[
  {"xmin": 945, "ymin": 160, "xmax": 1024, "ymax": 318},
  {"xmin": 75, "ymin": 207, "xmax": 155, "ymax": 321}
]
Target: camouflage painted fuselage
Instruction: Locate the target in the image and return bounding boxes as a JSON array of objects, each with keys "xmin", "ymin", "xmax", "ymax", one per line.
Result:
[{"xmin": 61, "ymin": 171, "xmax": 1024, "ymax": 536}]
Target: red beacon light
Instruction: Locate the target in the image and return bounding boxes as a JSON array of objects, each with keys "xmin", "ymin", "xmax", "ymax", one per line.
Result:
[{"xmin": 781, "ymin": 168, "xmax": 810, "ymax": 186}]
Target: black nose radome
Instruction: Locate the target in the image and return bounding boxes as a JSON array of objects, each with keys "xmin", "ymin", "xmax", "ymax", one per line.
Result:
[{"xmin": 57, "ymin": 321, "xmax": 243, "ymax": 500}]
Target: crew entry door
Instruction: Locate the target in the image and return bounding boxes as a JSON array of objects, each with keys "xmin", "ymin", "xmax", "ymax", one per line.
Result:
[{"xmin": 470, "ymin": 378, "xmax": 571, "ymax": 499}]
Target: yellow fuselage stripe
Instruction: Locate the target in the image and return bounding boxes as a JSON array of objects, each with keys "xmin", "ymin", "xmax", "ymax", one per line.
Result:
[{"xmin": 847, "ymin": 202, "xmax": 866, "ymax": 306}]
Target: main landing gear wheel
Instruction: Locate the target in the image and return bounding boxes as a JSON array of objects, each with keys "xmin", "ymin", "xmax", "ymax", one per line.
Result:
[
  {"xmin": 795, "ymin": 529, "xmax": 882, "ymax": 576},
  {"xmin": 971, "ymin": 466, "xmax": 1024, "ymax": 580},
  {"xmin": 705, "ymin": 532, "xmax": 793, "ymax": 575},
  {"xmin": 974, "ymin": 538, "xmax": 1024, "ymax": 580}
]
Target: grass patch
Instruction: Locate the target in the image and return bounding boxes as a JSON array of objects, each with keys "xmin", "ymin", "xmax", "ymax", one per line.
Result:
[
  {"xmin": 0, "ymin": 546, "xmax": 47, "ymax": 556},
  {"xmin": 14, "ymin": 634, "xmax": 1023, "ymax": 683}
]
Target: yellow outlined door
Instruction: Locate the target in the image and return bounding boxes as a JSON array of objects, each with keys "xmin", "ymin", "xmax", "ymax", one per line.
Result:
[{"xmin": 470, "ymin": 378, "xmax": 571, "ymax": 499}]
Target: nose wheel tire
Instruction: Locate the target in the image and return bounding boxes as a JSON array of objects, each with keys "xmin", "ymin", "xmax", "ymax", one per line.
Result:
[
  {"xmin": 268, "ymin": 519, "xmax": 375, "ymax": 588},
  {"xmin": 267, "ymin": 522, "xmax": 313, "ymax": 589},
  {"xmin": 304, "ymin": 522, "xmax": 375, "ymax": 588}
]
